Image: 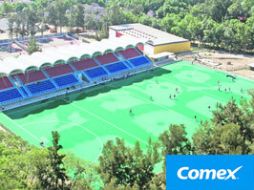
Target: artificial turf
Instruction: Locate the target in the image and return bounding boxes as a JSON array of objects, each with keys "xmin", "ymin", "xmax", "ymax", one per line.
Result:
[{"xmin": 0, "ymin": 61, "xmax": 253, "ymax": 162}]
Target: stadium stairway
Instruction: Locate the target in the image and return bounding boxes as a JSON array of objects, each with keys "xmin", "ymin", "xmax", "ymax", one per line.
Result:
[
  {"xmin": 116, "ymin": 49, "xmax": 152, "ymax": 70},
  {"xmin": 41, "ymin": 70, "xmax": 59, "ymax": 89},
  {"xmin": 68, "ymin": 62, "xmax": 78, "ymax": 72},
  {"xmin": 94, "ymin": 57, "xmax": 130, "ymax": 76},
  {"xmin": 11, "ymin": 75, "xmax": 32, "ymax": 97},
  {"xmin": 68, "ymin": 61, "xmax": 92, "ymax": 84},
  {"xmin": 66, "ymin": 62, "xmax": 88, "ymax": 84},
  {"xmin": 8, "ymin": 75, "xmax": 29, "ymax": 98},
  {"xmin": 77, "ymin": 72, "xmax": 91, "ymax": 84},
  {"xmin": 42, "ymin": 66, "xmax": 81, "ymax": 89},
  {"xmin": 115, "ymin": 53, "xmax": 133, "ymax": 69},
  {"xmin": 93, "ymin": 58, "xmax": 111, "ymax": 76},
  {"xmin": 124, "ymin": 60, "xmax": 134, "ymax": 69},
  {"xmin": 19, "ymin": 86, "xmax": 29, "ymax": 97},
  {"xmin": 82, "ymin": 72, "xmax": 93, "ymax": 82}
]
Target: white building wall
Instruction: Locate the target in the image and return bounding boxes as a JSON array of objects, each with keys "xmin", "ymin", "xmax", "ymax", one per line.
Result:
[
  {"xmin": 109, "ymin": 29, "xmax": 117, "ymax": 39},
  {"xmin": 144, "ymin": 43, "xmax": 154, "ymax": 55}
]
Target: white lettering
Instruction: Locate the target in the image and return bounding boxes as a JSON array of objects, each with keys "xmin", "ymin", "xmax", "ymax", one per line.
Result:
[
  {"xmin": 177, "ymin": 167, "xmax": 188, "ymax": 180},
  {"xmin": 177, "ymin": 166, "xmax": 242, "ymax": 180}
]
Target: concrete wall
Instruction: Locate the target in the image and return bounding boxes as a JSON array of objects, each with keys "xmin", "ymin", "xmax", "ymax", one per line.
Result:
[{"xmin": 144, "ymin": 44, "xmax": 154, "ymax": 55}]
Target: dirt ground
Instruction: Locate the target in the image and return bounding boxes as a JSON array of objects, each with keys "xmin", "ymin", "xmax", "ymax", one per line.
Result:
[
  {"xmin": 0, "ymin": 36, "xmax": 83, "ymax": 60},
  {"xmin": 179, "ymin": 48, "xmax": 254, "ymax": 80},
  {"xmin": 40, "ymin": 37, "xmax": 82, "ymax": 50}
]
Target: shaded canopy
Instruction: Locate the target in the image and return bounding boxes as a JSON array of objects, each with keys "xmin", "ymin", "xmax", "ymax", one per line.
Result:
[{"xmin": 0, "ymin": 37, "xmax": 145, "ymax": 75}]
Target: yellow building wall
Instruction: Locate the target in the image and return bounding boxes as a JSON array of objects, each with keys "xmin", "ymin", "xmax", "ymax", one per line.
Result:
[{"xmin": 153, "ymin": 41, "xmax": 191, "ymax": 54}]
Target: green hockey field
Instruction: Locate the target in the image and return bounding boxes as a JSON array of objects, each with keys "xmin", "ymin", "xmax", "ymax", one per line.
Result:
[{"xmin": 1, "ymin": 61, "xmax": 253, "ymax": 162}]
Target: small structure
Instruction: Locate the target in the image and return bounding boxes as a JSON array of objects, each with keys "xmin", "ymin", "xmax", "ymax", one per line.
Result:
[
  {"xmin": 148, "ymin": 52, "xmax": 176, "ymax": 62},
  {"xmin": 249, "ymin": 63, "xmax": 254, "ymax": 71}
]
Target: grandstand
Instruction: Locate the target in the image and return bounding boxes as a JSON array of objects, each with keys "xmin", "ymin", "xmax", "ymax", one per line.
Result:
[{"xmin": 0, "ymin": 37, "xmax": 154, "ymax": 111}]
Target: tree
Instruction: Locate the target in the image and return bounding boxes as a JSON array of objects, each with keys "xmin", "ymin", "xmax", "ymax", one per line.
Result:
[
  {"xmin": 206, "ymin": 0, "xmax": 232, "ymax": 22},
  {"xmin": 0, "ymin": 130, "xmax": 48, "ymax": 189},
  {"xmin": 159, "ymin": 124, "xmax": 192, "ymax": 156},
  {"xmin": 212, "ymin": 99, "xmax": 254, "ymax": 145},
  {"xmin": 193, "ymin": 123, "xmax": 248, "ymax": 154},
  {"xmin": 245, "ymin": 16, "xmax": 254, "ymax": 50},
  {"xmin": 192, "ymin": 122, "xmax": 217, "ymax": 154},
  {"xmin": 37, "ymin": 131, "xmax": 70, "ymax": 190},
  {"xmin": 216, "ymin": 124, "xmax": 246, "ymax": 154},
  {"xmin": 98, "ymin": 138, "xmax": 157, "ymax": 189},
  {"xmin": 27, "ymin": 37, "xmax": 40, "ymax": 55},
  {"xmin": 193, "ymin": 94, "xmax": 254, "ymax": 155},
  {"xmin": 227, "ymin": 0, "xmax": 254, "ymax": 18},
  {"xmin": 106, "ymin": 2, "xmax": 127, "ymax": 25},
  {"xmin": 213, "ymin": 99, "xmax": 244, "ymax": 126},
  {"xmin": 156, "ymin": 0, "xmax": 190, "ymax": 18},
  {"xmin": 159, "ymin": 124, "xmax": 192, "ymax": 179},
  {"xmin": 34, "ymin": 0, "xmax": 50, "ymax": 36},
  {"xmin": 64, "ymin": 153, "xmax": 101, "ymax": 190},
  {"xmin": 47, "ymin": 2, "xmax": 59, "ymax": 31}
]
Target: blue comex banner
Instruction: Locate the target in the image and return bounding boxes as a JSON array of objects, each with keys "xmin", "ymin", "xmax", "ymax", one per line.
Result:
[{"xmin": 166, "ymin": 155, "xmax": 254, "ymax": 190}]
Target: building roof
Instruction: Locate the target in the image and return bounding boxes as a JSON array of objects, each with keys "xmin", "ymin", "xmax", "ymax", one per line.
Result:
[
  {"xmin": 110, "ymin": 23, "xmax": 189, "ymax": 45},
  {"xmin": 0, "ymin": 36, "xmax": 144, "ymax": 75}
]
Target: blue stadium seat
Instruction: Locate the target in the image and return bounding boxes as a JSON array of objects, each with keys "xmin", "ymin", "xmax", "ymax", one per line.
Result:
[
  {"xmin": 26, "ymin": 80, "xmax": 56, "ymax": 95},
  {"xmin": 0, "ymin": 88, "xmax": 22, "ymax": 103},
  {"xmin": 105, "ymin": 62, "xmax": 129, "ymax": 73},
  {"xmin": 53, "ymin": 74, "xmax": 79, "ymax": 88},
  {"xmin": 85, "ymin": 67, "xmax": 108, "ymax": 79},
  {"xmin": 129, "ymin": 56, "xmax": 151, "ymax": 67}
]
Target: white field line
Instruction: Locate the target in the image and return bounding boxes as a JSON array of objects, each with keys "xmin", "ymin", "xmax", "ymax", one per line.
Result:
[{"xmin": 68, "ymin": 102, "xmax": 148, "ymax": 146}]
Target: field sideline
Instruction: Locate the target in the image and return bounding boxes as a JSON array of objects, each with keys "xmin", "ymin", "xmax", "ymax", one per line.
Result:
[{"xmin": 0, "ymin": 61, "xmax": 253, "ymax": 162}]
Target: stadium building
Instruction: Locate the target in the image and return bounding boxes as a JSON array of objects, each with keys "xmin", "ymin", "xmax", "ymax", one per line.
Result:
[
  {"xmin": 109, "ymin": 23, "xmax": 191, "ymax": 55},
  {"xmin": 0, "ymin": 36, "xmax": 155, "ymax": 111},
  {"xmin": 0, "ymin": 24, "xmax": 189, "ymax": 111}
]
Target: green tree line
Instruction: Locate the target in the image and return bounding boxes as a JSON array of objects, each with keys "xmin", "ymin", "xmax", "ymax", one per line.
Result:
[{"xmin": 1, "ymin": 0, "xmax": 254, "ymax": 52}]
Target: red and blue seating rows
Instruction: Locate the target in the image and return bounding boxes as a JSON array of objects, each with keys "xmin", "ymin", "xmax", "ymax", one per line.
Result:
[
  {"xmin": 119, "ymin": 48, "xmax": 140, "ymax": 59},
  {"xmin": 96, "ymin": 53, "xmax": 118, "ymax": 65},
  {"xmin": 0, "ymin": 48, "xmax": 151, "ymax": 105}
]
